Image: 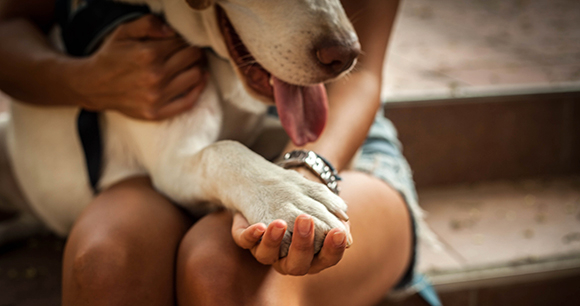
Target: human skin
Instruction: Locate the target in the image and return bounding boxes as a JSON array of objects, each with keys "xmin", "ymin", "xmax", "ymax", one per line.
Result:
[
  {"xmin": 0, "ymin": 0, "xmax": 411, "ymax": 305},
  {"xmin": 0, "ymin": 0, "xmax": 207, "ymax": 120}
]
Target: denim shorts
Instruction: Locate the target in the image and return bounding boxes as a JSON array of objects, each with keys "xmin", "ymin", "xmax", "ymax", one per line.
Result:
[
  {"xmin": 351, "ymin": 107, "xmax": 421, "ymax": 290},
  {"xmin": 353, "ymin": 109, "xmax": 441, "ymax": 300}
]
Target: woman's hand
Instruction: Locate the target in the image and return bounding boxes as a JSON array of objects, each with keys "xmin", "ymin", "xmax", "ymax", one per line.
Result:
[
  {"xmin": 70, "ymin": 15, "xmax": 207, "ymax": 120},
  {"xmin": 231, "ymin": 212, "xmax": 350, "ymax": 276}
]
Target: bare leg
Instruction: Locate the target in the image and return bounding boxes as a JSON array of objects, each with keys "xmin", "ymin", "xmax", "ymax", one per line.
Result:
[
  {"xmin": 176, "ymin": 171, "xmax": 412, "ymax": 306},
  {"xmin": 62, "ymin": 177, "xmax": 191, "ymax": 306}
]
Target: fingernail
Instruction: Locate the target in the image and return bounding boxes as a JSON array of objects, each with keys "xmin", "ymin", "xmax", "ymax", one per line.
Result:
[
  {"xmin": 333, "ymin": 230, "xmax": 346, "ymax": 247},
  {"xmin": 297, "ymin": 216, "xmax": 312, "ymax": 237},
  {"xmin": 346, "ymin": 233, "xmax": 354, "ymax": 248},
  {"xmin": 253, "ymin": 227, "xmax": 265, "ymax": 239},
  {"xmin": 270, "ymin": 223, "xmax": 285, "ymax": 240}
]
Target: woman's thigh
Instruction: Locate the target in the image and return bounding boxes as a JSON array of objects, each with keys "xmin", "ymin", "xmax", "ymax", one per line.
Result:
[
  {"xmin": 176, "ymin": 170, "xmax": 412, "ymax": 306},
  {"xmin": 62, "ymin": 177, "xmax": 192, "ymax": 306},
  {"xmin": 298, "ymin": 170, "xmax": 413, "ymax": 305}
]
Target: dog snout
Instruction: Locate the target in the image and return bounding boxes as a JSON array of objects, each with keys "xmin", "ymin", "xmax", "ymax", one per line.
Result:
[{"xmin": 314, "ymin": 38, "xmax": 361, "ymax": 76}]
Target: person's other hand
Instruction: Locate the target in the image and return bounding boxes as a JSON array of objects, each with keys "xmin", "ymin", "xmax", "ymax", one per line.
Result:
[
  {"xmin": 70, "ymin": 15, "xmax": 207, "ymax": 120},
  {"xmin": 231, "ymin": 213, "xmax": 350, "ymax": 275}
]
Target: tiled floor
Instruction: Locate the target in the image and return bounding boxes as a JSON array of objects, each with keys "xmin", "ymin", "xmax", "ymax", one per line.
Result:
[
  {"xmin": 382, "ymin": 273, "xmax": 580, "ymax": 306},
  {"xmin": 0, "ymin": 236, "xmax": 63, "ymax": 306},
  {"xmin": 417, "ymin": 177, "xmax": 580, "ymax": 291},
  {"xmin": 382, "ymin": 0, "xmax": 580, "ymax": 102}
]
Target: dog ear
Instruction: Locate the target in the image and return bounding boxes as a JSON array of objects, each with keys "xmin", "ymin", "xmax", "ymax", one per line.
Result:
[{"xmin": 185, "ymin": 0, "xmax": 213, "ymax": 10}]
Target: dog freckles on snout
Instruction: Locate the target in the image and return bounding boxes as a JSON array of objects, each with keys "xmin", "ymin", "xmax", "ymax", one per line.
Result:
[{"xmin": 1, "ymin": 0, "xmax": 359, "ymax": 257}]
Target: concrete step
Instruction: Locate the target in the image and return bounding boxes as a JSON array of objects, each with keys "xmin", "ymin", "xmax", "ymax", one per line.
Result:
[
  {"xmin": 382, "ymin": 273, "xmax": 580, "ymax": 306},
  {"xmin": 383, "ymin": 176, "xmax": 580, "ymax": 305}
]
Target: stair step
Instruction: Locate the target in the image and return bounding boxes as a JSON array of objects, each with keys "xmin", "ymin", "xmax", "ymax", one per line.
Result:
[{"xmin": 417, "ymin": 177, "xmax": 580, "ymax": 291}]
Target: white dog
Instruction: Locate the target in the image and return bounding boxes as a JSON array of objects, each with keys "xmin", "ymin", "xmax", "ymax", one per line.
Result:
[{"xmin": 0, "ymin": 0, "xmax": 360, "ymax": 256}]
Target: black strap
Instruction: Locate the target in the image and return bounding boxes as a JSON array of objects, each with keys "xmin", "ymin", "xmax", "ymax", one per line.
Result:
[
  {"xmin": 58, "ymin": 0, "xmax": 151, "ymax": 56},
  {"xmin": 76, "ymin": 110, "xmax": 102, "ymax": 189},
  {"xmin": 56, "ymin": 0, "xmax": 150, "ymax": 192}
]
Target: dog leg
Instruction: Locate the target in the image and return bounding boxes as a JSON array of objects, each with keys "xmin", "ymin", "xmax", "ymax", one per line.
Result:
[
  {"xmin": 153, "ymin": 140, "xmax": 349, "ymax": 257},
  {"xmin": 0, "ymin": 112, "xmax": 46, "ymax": 246},
  {"xmin": 0, "ymin": 112, "xmax": 29, "ymax": 213}
]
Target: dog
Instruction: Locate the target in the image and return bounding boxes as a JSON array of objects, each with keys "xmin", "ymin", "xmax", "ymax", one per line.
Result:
[{"xmin": 0, "ymin": 0, "xmax": 360, "ymax": 256}]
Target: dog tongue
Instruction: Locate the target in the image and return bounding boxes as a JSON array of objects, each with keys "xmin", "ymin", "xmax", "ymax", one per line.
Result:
[{"xmin": 272, "ymin": 76, "xmax": 328, "ymax": 146}]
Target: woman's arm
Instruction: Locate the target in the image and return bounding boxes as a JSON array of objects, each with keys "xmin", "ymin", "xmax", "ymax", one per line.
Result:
[
  {"xmin": 0, "ymin": 0, "xmax": 206, "ymax": 120},
  {"xmin": 284, "ymin": 0, "xmax": 400, "ymax": 170},
  {"xmin": 0, "ymin": 0, "xmax": 71, "ymax": 105},
  {"xmin": 233, "ymin": 0, "xmax": 401, "ymax": 275}
]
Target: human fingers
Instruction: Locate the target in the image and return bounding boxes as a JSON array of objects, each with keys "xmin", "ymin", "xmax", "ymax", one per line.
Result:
[
  {"xmin": 231, "ymin": 213, "xmax": 267, "ymax": 250},
  {"xmin": 163, "ymin": 46, "xmax": 206, "ymax": 81},
  {"xmin": 307, "ymin": 228, "xmax": 347, "ymax": 274},
  {"xmin": 272, "ymin": 215, "xmax": 315, "ymax": 276},
  {"xmin": 111, "ymin": 15, "xmax": 176, "ymax": 40},
  {"xmin": 151, "ymin": 76, "xmax": 207, "ymax": 120},
  {"xmin": 252, "ymin": 220, "xmax": 287, "ymax": 265},
  {"xmin": 160, "ymin": 66, "xmax": 206, "ymax": 102},
  {"xmin": 152, "ymin": 36, "xmax": 196, "ymax": 62},
  {"xmin": 132, "ymin": 38, "xmax": 190, "ymax": 66}
]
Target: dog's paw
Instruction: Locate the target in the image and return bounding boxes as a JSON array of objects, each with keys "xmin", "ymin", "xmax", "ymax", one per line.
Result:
[{"xmin": 244, "ymin": 169, "xmax": 349, "ymax": 258}]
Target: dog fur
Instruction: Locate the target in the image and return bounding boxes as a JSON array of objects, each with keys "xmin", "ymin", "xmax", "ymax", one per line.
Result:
[{"xmin": 0, "ymin": 0, "xmax": 358, "ymax": 255}]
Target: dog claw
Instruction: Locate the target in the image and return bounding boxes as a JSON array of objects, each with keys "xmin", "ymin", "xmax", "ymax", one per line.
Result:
[
  {"xmin": 333, "ymin": 209, "xmax": 349, "ymax": 222},
  {"xmin": 346, "ymin": 232, "xmax": 353, "ymax": 248}
]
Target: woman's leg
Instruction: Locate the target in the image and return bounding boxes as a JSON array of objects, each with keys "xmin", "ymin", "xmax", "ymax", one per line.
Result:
[
  {"xmin": 176, "ymin": 170, "xmax": 413, "ymax": 306},
  {"xmin": 62, "ymin": 177, "xmax": 192, "ymax": 306}
]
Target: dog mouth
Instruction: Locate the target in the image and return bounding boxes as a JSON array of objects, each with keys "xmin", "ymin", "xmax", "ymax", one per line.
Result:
[
  {"xmin": 217, "ymin": 7, "xmax": 273, "ymax": 100},
  {"xmin": 217, "ymin": 6, "xmax": 328, "ymax": 147}
]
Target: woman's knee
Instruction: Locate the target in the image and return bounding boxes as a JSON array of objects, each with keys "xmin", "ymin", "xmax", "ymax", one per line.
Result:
[
  {"xmin": 176, "ymin": 212, "xmax": 269, "ymax": 305},
  {"xmin": 63, "ymin": 212, "xmax": 182, "ymax": 306},
  {"xmin": 66, "ymin": 231, "xmax": 137, "ymax": 290},
  {"xmin": 177, "ymin": 212, "xmax": 240, "ymax": 286},
  {"xmin": 178, "ymin": 239, "xmax": 236, "ymax": 288},
  {"xmin": 62, "ymin": 178, "xmax": 190, "ymax": 305}
]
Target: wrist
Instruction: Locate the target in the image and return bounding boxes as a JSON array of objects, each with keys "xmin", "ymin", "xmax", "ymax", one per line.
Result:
[
  {"xmin": 277, "ymin": 150, "xmax": 342, "ymax": 195},
  {"xmin": 282, "ymin": 140, "xmax": 344, "ymax": 174},
  {"xmin": 55, "ymin": 56, "xmax": 97, "ymax": 109}
]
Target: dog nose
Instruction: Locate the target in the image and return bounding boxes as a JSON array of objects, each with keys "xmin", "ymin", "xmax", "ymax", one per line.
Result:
[{"xmin": 315, "ymin": 39, "xmax": 361, "ymax": 75}]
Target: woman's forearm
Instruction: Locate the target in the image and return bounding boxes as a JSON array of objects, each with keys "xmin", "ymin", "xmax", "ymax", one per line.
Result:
[
  {"xmin": 283, "ymin": 0, "xmax": 400, "ymax": 171},
  {"xmin": 0, "ymin": 18, "xmax": 82, "ymax": 106}
]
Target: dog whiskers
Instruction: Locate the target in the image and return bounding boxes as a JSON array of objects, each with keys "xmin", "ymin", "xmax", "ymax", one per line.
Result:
[
  {"xmin": 237, "ymin": 54, "xmax": 256, "ymax": 62},
  {"xmin": 348, "ymin": 8, "xmax": 366, "ymax": 26},
  {"xmin": 237, "ymin": 61, "xmax": 258, "ymax": 70},
  {"xmin": 240, "ymin": 62, "xmax": 260, "ymax": 75}
]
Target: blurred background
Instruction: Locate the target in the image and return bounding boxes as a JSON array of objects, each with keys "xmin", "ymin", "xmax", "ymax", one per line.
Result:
[
  {"xmin": 1, "ymin": 0, "xmax": 579, "ymax": 305},
  {"xmin": 380, "ymin": 0, "xmax": 580, "ymax": 305}
]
